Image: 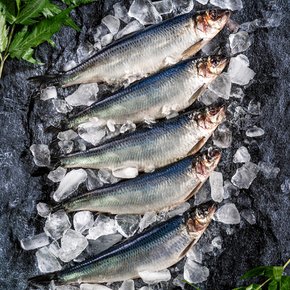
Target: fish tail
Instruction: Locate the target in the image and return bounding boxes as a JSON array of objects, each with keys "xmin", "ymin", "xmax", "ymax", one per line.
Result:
[
  {"xmin": 28, "ymin": 272, "xmax": 58, "ymax": 285},
  {"xmin": 28, "ymin": 74, "xmax": 64, "ymax": 88}
]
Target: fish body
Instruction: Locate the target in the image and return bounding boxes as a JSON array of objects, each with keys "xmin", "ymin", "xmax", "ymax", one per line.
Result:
[
  {"xmin": 30, "ymin": 10, "xmax": 230, "ymax": 88},
  {"xmin": 59, "ymin": 106, "xmax": 226, "ymax": 172},
  {"xmin": 58, "ymin": 149, "xmax": 221, "ymax": 214},
  {"xmin": 66, "ymin": 55, "xmax": 228, "ymax": 129},
  {"xmin": 29, "ymin": 202, "xmax": 216, "ymax": 284}
]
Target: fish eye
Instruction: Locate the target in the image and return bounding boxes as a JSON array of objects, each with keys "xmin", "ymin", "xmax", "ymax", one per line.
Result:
[{"xmin": 209, "ymin": 10, "xmax": 218, "ymax": 20}]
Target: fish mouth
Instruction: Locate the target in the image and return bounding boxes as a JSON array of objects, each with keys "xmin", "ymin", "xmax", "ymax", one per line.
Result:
[
  {"xmin": 195, "ymin": 148, "xmax": 221, "ymax": 177},
  {"xmin": 207, "ymin": 9, "xmax": 231, "ymax": 22}
]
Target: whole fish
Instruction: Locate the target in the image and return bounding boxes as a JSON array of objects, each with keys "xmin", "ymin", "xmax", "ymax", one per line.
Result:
[
  {"xmin": 55, "ymin": 149, "xmax": 221, "ymax": 214},
  {"xmin": 65, "ymin": 55, "xmax": 228, "ymax": 129},
  {"xmin": 29, "ymin": 10, "xmax": 230, "ymax": 88},
  {"xmin": 29, "ymin": 202, "xmax": 216, "ymax": 285},
  {"xmin": 58, "ymin": 106, "xmax": 226, "ymax": 172}
]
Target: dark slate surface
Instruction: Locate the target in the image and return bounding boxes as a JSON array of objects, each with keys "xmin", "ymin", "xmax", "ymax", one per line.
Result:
[{"xmin": 0, "ymin": 1, "xmax": 289, "ymax": 290}]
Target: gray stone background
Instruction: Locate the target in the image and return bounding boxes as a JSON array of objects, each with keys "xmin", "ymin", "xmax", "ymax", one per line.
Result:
[{"xmin": 0, "ymin": 0, "xmax": 289, "ymax": 289}]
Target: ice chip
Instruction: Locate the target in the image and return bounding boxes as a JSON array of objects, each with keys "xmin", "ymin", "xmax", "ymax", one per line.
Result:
[
  {"xmin": 210, "ymin": 0, "xmax": 243, "ymax": 11},
  {"xmin": 86, "ymin": 215, "xmax": 117, "ymax": 240},
  {"xmin": 115, "ymin": 215, "xmax": 140, "ymax": 237},
  {"xmin": 102, "ymin": 15, "xmax": 120, "ymax": 35},
  {"xmin": 199, "ymin": 89, "xmax": 219, "ymax": 105},
  {"xmin": 40, "ymin": 86, "xmax": 57, "ymax": 101},
  {"xmin": 223, "ymin": 180, "xmax": 239, "ymax": 199},
  {"xmin": 246, "ymin": 126, "xmax": 265, "ymax": 137},
  {"xmin": 58, "ymin": 140, "xmax": 74, "ymax": 154},
  {"xmin": 20, "ymin": 233, "xmax": 50, "ymax": 251},
  {"xmin": 227, "ymin": 54, "xmax": 256, "ymax": 85},
  {"xmin": 229, "ymin": 31, "xmax": 252, "ymax": 54},
  {"xmin": 184, "ymin": 259, "xmax": 209, "ymax": 284},
  {"xmin": 53, "ymin": 169, "xmax": 87, "ymax": 202},
  {"xmin": 139, "ymin": 212, "xmax": 157, "ymax": 232},
  {"xmin": 73, "ymin": 211, "xmax": 94, "ymax": 233},
  {"xmin": 116, "ymin": 20, "xmax": 144, "ymax": 39},
  {"xmin": 128, "ymin": 0, "xmax": 162, "ymax": 25},
  {"xmin": 194, "ymin": 184, "xmax": 211, "ymax": 205},
  {"xmin": 37, "ymin": 202, "xmax": 51, "ymax": 217},
  {"xmin": 210, "ymin": 171, "xmax": 224, "ymax": 202},
  {"xmin": 113, "ymin": 2, "xmax": 131, "ymax": 23},
  {"xmin": 230, "ymin": 86, "xmax": 245, "ymax": 99},
  {"xmin": 139, "ymin": 269, "xmax": 171, "ymax": 284},
  {"xmin": 48, "ymin": 167, "xmax": 67, "ymax": 183},
  {"xmin": 44, "ymin": 210, "xmax": 71, "ymax": 240},
  {"xmin": 52, "ymin": 99, "xmax": 73, "ymax": 114},
  {"xmin": 66, "ymin": 83, "xmax": 99, "ymax": 107},
  {"xmin": 98, "ymin": 168, "xmax": 120, "ymax": 184},
  {"xmin": 233, "ymin": 146, "xmax": 251, "ymax": 163},
  {"xmin": 63, "ymin": 60, "xmax": 77, "ymax": 71},
  {"xmin": 58, "ymin": 229, "xmax": 88, "ymax": 263},
  {"xmin": 77, "ymin": 43, "xmax": 94, "ymax": 62},
  {"xmin": 247, "ymin": 100, "xmax": 261, "ymax": 115},
  {"xmin": 208, "ymin": 73, "xmax": 231, "ymax": 100},
  {"xmin": 81, "ymin": 284, "xmax": 112, "ymax": 290},
  {"xmin": 196, "ymin": 0, "xmax": 208, "ymax": 4},
  {"xmin": 172, "ymin": 0, "xmax": 194, "ymax": 14},
  {"xmin": 213, "ymin": 124, "xmax": 233, "ymax": 148},
  {"xmin": 55, "ymin": 286, "xmax": 79, "ymax": 290},
  {"xmin": 30, "ymin": 144, "xmax": 50, "ymax": 167},
  {"xmin": 120, "ymin": 120, "xmax": 137, "ymax": 133},
  {"xmin": 57, "ymin": 130, "xmax": 78, "ymax": 141},
  {"xmin": 107, "ymin": 119, "xmax": 116, "ymax": 132},
  {"xmin": 48, "ymin": 241, "xmax": 60, "ymax": 258},
  {"xmin": 167, "ymin": 202, "xmax": 190, "ymax": 218},
  {"xmin": 215, "ymin": 203, "xmax": 241, "ymax": 224},
  {"xmin": 36, "ymin": 246, "xmax": 62, "ymax": 273},
  {"xmin": 119, "ymin": 280, "xmax": 135, "ymax": 290},
  {"xmin": 153, "ymin": 0, "xmax": 173, "ymax": 15},
  {"xmin": 241, "ymin": 209, "xmax": 256, "ymax": 225},
  {"xmin": 186, "ymin": 244, "xmax": 203, "ymax": 263},
  {"xmin": 78, "ymin": 122, "xmax": 106, "ymax": 146},
  {"xmin": 281, "ymin": 178, "xmax": 290, "ymax": 194},
  {"xmin": 101, "ymin": 33, "xmax": 114, "ymax": 47},
  {"xmin": 211, "ymin": 236, "xmax": 222, "ymax": 249},
  {"xmin": 112, "ymin": 167, "xmax": 139, "ymax": 179},
  {"xmin": 258, "ymin": 161, "xmax": 280, "ymax": 179},
  {"xmin": 86, "ymin": 169, "xmax": 103, "ymax": 190},
  {"xmin": 231, "ymin": 162, "xmax": 259, "ymax": 189}
]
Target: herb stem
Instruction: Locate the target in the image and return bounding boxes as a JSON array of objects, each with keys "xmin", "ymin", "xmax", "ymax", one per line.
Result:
[
  {"xmin": 283, "ymin": 258, "xmax": 290, "ymax": 270},
  {"xmin": 258, "ymin": 277, "xmax": 271, "ymax": 289}
]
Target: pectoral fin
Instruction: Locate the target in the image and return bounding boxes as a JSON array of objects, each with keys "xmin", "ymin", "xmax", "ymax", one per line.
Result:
[
  {"xmin": 179, "ymin": 239, "xmax": 198, "ymax": 259},
  {"xmin": 182, "ymin": 39, "xmax": 205, "ymax": 59},
  {"xmin": 187, "ymin": 137, "xmax": 207, "ymax": 156},
  {"xmin": 189, "ymin": 84, "xmax": 207, "ymax": 104},
  {"xmin": 184, "ymin": 181, "xmax": 203, "ymax": 201}
]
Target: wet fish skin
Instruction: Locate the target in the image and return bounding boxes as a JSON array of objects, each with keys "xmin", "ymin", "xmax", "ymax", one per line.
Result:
[
  {"xmin": 29, "ymin": 202, "xmax": 216, "ymax": 284},
  {"xmin": 59, "ymin": 106, "xmax": 226, "ymax": 171},
  {"xmin": 66, "ymin": 55, "xmax": 228, "ymax": 129},
  {"xmin": 57, "ymin": 149, "xmax": 221, "ymax": 214},
  {"xmin": 29, "ymin": 10, "xmax": 230, "ymax": 88}
]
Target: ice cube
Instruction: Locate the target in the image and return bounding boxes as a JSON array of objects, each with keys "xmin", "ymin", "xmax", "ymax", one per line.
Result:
[
  {"xmin": 258, "ymin": 161, "xmax": 280, "ymax": 179},
  {"xmin": 139, "ymin": 212, "xmax": 157, "ymax": 232},
  {"xmin": 153, "ymin": 0, "xmax": 173, "ymax": 15},
  {"xmin": 30, "ymin": 144, "xmax": 50, "ymax": 167},
  {"xmin": 58, "ymin": 229, "xmax": 88, "ymax": 263},
  {"xmin": 262, "ymin": 10, "xmax": 283, "ymax": 28},
  {"xmin": 230, "ymin": 86, "xmax": 245, "ymax": 99},
  {"xmin": 208, "ymin": 73, "xmax": 231, "ymax": 100},
  {"xmin": 77, "ymin": 43, "xmax": 94, "ymax": 62},
  {"xmin": 86, "ymin": 169, "xmax": 103, "ymax": 190},
  {"xmin": 76, "ymin": 139, "xmax": 87, "ymax": 151},
  {"xmin": 102, "ymin": 15, "xmax": 120, "ymax": 35},
  {"xmin": 37, "ymin": 202, "xmax": 51, "ymax": 217},
  {"xmin": 231, "ymin": 162, "xmax": 259, "ymax": 189},
  {"xmin": 53, "ymin": 169, "xmax": 87, "ymax": 202},
  {"xmin": 215, "ymin": 203, "xmax": 241, "ymax": 224},
  {"xmin": 233, "ymin": 146, "xmax": 251, "ymax": 163},
  {"xmin": 57, "ymin": 130, "xmax": 78, "ymax": 141},
  {"xmin": 40, "ymin": 86, "xmax": 57, "ymax": 101},
  {"xmin": 81, "ymin": 284, "xmax": 112, "ymax": 290},
  {"xmin": 199, "ymin": 89, "xmax": 219, "ymax": 105},
  {"xmin": 247, "ymin": 100, "xmax": 261, "ymax": 115},
  {"xmin": 194, "ymin": 184, "xmax": 211, "ymax": 205},
  {"xmin": 78, "ymin": 122, "xmax": 106, "ymax": 146},
  {"xmin": 240, "ymin": 209, "xmax": 256, "ymax": 225},
  {"xmin": 55, "ymin": 286, "xmax": 79, "ymax": 290},
  {"xmin": 227, "ymin": 54, "xmax": 256, "ymax": 85},
  {"xmin": 66, "ymin": 83, "xmax": 99, "ymax": 107},
  {"xmin": 116, "ymin": 20, "xmax": 144, "ymax": 39},
  {"xmin": 58, "ymin": 140, "xmax": 74, "ymax": 154},
  {"xmin": 20, "ymin": 233, "xmax": 50, "ymax": 251},
  {"xmin": 281, "ymin": 178, "xmax": 290, "ymax": 194},
  {"xmin": 113, "ymin": 2, "xmax": 131, "ymax": 23},
  {"xmin": 166, "ymin": 202, "xmax": 190, "ymax": 218},
  {"xmin": 246, "ymin": 126, "xmax": 265, "ymax": 137},
  {"xmin": 98, "ymin": 168, "xmax": 120, "ymax": 184},
  {"xmin": 139, "ymin": 269, "xmax": 171, "ymax": 284},
  {"xmin": 210, "ymin": 0, "xmax": 243, "ymax": 11},
  {"xmin": 172, "ymin": 0, "xmax": 194, "ymax": 14},
  {"xmin": 210, "ymin": 171, "xmax": 224, "ymax": 202},
  {"xmin": 48, "ymin": 167, "xmax": 67, "ymax": 183},
  {"xmin": 128, "ymin": 0, "xmax": 162, "ymax": 25},
  {"xmin": 86, "ymin": 215, "xmax": 117, "ymax": 240},
  {"xmin": 229, "ymin": 31, "xmax": 252, "ymax": 54},
  {"xmin": 112, "ymin": 167, "xmax": 139, "ymax": 179},
  {"xmin": 52, "ymin": 99, "xmax": 73, "ymax": 114},
  {"xmin": 119, "ymin": 280, "xmax": 135, "ymax": 290},
  {"xmin": 184, "ymin": 259, "xmax": 209, "ymax": 284},
  {"xmin": 48, "ymin": 241, "xmax": 60, "ymax": 258},
  {"xmin": 139, "ymin": 287, "xmax": 153, "ymax": 290},
  {"xmin": 63, "ymin": 60, "xmax": 77, "ymax": 71},
  {"xmin": 213, "ymin": 124, "xmax": 233, "ymax": 148},
  {"xmin": 44, "ymin": 210, "xmax": 71, "ymax": 240},
  {"xmin": 196, "ymin": 0, "xmax": 208, "ymax": 4},
  {"xmin": 107, "ymin": 119, "xmax": 116, "ymax": 132},
  {"xmin": 211, "ymin": 236, "xmax": 222, "ymax": 249},
  {"xmin": 73, "ymin": 211, "xmax": 94, "ymax": 234},
  {"xmin": 120, "ymin": 120, "xmax": 136, "ymax": 133},
  {"xmin": 101, "ymin": 33, "xmax": 114, "ymax": 46},
  {"xmin": 36, "ymin": 246, "xmax": 62, "ymax": 273},
  {"xmin": 186, "ymin": 243, "xmax": 203, "ymax": 263},
  {"xmin": 115, "ymin": 215, "xmax": 140, "ymax": 238},
  {"xmin": 239, "ymin": 19, "xmax": 261, "ymax": 33}
]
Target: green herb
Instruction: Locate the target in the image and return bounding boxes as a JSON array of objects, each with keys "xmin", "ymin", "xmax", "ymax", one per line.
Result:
[
  {"xmin": 0, "ymin": 0, "xmax": 95, "ymax": 78},
  {"xmin": 233, "ymin": 259, "xmax": 290, "ymax": 290}
]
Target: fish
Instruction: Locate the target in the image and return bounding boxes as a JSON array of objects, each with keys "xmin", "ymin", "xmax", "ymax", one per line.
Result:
[
  {"xmin": 58, "ymin": 106, "xmax": 226, "ymax": 172},
  {"xmin": 29, "ymin": 201, "xmax": 216, "ymax": 285},
  {"xmin": 65, "ymin": 55, "xmax": 228, "ymax": 129},
  {"xmin": 29, "ymin": 10, "xmax": 230, "ymax": 88},
  {"xmin": 54, "ymin": 149, "xmax": 221, "ymax": 214}
]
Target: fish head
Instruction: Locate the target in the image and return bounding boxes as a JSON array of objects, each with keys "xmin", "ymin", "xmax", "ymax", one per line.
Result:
[
  {"xmin": 197, "ymin": 55, "xmax": 229, "ymax": 78},
  {"xmin": 194, "ymin": 148, "xmax": 221, "ymax": 181},
  {"xmin": 186, "ymin": 201, "xmax": 216, "ymax": 234},
  {"xmin": 195, "ymin": 106, "xmax": 226, "ymax": 130},
  {"xmin": 195, "ymin": 9, "xmax": 231, "ymax": 37}
]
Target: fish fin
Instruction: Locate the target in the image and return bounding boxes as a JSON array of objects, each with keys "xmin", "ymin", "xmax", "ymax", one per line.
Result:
[
  {"xmin": 28, "ymin": 74, "xmax": 63, "ymax": 88},
  {"xmin": 189, "ymin": 84, "xmax": 207, "ymax": 104},
  {"xmin": 179, "ymin": 239, "xmax": 197, "ymax": 259},
  {"xmin": 182, "ymin": 39, "xmax": 206, "ymax": 59},
  {"xmin": 187, "ymin": 137, "xmax": 207, "ymax": 156},
  {"xmin": 184, "ymin": 181, "xmax": 203, "ymax": 201},
  {"xmin": 28, "ymin": 272, "xmax": 58, "ymax": 285}
]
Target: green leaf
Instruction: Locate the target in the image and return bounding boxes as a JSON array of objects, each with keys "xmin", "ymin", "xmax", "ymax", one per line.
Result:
[
  {"xmin": 62, "ymin": 0, "xmax": 95, "ymax": 6},
  {"xmin": 267, "ymin": 280, "xmax": 277, "ymax": 290},
  {"xmin": 245, "ymin": 284, "xmax": 261, "ymax": 290},
  {"xmin": 42, "ymin": 3, "xmax": 62, "ymax": 18},
  {"xmin": 232, "ymin": 287, "xmax": 247, "ymax": 290},
  {"xmin": 21, "ymin": 48, "xmax": 42, "ymax": 64},
  {"xmin": 272, "ymin": 266, "xmax": 283, "ymax": 282},
  {"xmin": 241, "ymin": 266, "xmax": 272, "ymax": 280},
  {"xmin": 0, "ymin": 1, "xmax": 16, "ymax": 24},
  {"xmin": 16, "ymin": 0, "xmax": 49, "ymax": 25},
  {"xmin": 64, "ymin": 17, "xmax": 80, "ymax": 31},
  {"xmin": 16, "ymin": 0, "xmax": 21, "ymax": 13},
  {"xmin": 0, "ymin": 4, "xmax": 8, "ymax": 52},
  {"xmin": 281, "ymin": 276, "xmax": 290, "ymax": 290}
]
